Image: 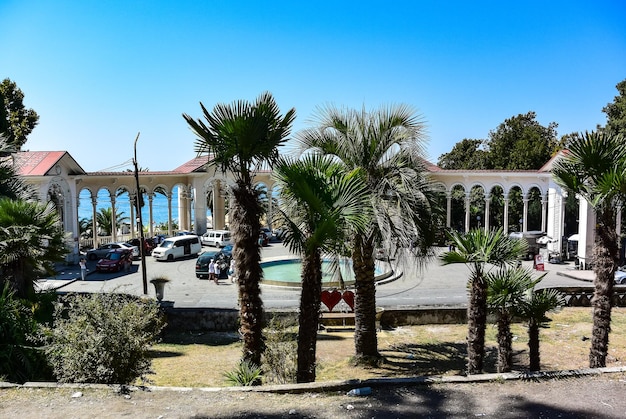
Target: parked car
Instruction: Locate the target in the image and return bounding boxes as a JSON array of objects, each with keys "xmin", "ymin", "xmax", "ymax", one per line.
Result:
[
  {"xmin": 195, "ymin": 250, "xmax": 230, "ymax": 279},
  {"xmin": 126, "ymin": 238, "xmax": 154, "ymax": 256},
  {"xmin": 86, "ymin": 242, "xmax": 139, "ymax": 261},
  {"xmin": 152, "ymin": 235, "xmax": 202, "ymax": 261},
  {"xmin": 615, "ymin": 270, "xmax": 626, "ymax": 285},
  {"xmin": 96, "ymin": 249, "xmax": 132, "ymax": 272},
  {"xmin": 220, "ymin": 244, "xmax": 234, "ymax": 257},
  {"xmin": 201, "ymin": 230, "xmax": 231, "ymax": 247}
]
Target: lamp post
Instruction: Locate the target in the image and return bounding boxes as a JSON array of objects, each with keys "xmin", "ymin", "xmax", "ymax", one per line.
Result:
[{"xmin": 133, "ymin": 133, "xmax": 148, "ymax": 295}]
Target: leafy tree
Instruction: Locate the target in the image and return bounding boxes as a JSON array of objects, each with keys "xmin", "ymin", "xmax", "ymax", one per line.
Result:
[
  {"xmin": 273, "ymin": 154, "xmax": 369, "ymax": 382},
  {"xmin": 440, "ymin": 228, "xmax": 527, "ymax": 375},
  {"xmin": 552, "ymin": 130, "xmax": 626, "ymax": 368},
  {"xmin": 602, "ymin": 78, "xmax": 626, "ymax": 136},
  {"xmin": 0, "ymin": 79, "xmax": 39, "ymax": 150},
  {"xmin": 297, "ymin": 104, "xmax": 441, "ymax": 363},
  {"xmin": 486, "ymin": 267, "xmax": 543, "ymax": 373},
  {"xmin": 0, "ymin": 199, "xmax": 68, "ymax": 299},
  {"xmin": 183, "ymin": 92, "xmax": 295, "ymax": 371},
  {"xmin": 437, "ymin": 139, "xmax": 490, "ymax": 169},
  {"xmin": 517, "ymin": 288, "xmax": 564, "ymax": 371},
  {"xmin": 0, "ymin": 137, "xmax": 35, "ymax": 200},
  {"xmin": 95, "ymin": 207, "xmax": 129, "ymax": 236}
]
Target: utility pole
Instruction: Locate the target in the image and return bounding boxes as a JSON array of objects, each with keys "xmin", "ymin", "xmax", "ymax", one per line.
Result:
[{"xmin": 133, "ymin": 132, "xmax": 148, "ymax": 294}]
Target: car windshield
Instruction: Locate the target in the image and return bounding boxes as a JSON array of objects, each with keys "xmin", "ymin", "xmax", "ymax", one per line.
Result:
[{"xmin": 160, "ymin": 240, "xmax": 174, "ymax": 248}]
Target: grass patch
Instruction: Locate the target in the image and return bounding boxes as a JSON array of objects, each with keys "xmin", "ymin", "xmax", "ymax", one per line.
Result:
[{"xmin": 148, "ymin": 307, "xmax": 626, "ymax": 387}]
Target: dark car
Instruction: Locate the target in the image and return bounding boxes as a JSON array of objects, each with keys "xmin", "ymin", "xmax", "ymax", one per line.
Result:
[
  {"xmin": 221, "ymin": 244, "xmax": 234, "ymax": 257},
  {"xmin": 96, "ymin": 249, "xmax": 132, "ymax": 273},
  {"xmin": 195, "ymin": 250, "xmax": 230, "ymax": 279}
]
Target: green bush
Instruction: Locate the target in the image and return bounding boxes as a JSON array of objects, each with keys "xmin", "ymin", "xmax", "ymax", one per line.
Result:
[
  {"xmin": 46, "ymin": 293, "xmax": 165, "ymax": 385},
  {"xmin": 223, "ymin": 359, "xmax": 263, "ymax": 386},
  {"xmin": 262, "ymin": 317, "xmax": 297, "ymax": 384},
  {"xmin": 0, "ymin": 283, "xmax": 51, "ymax": 383}
]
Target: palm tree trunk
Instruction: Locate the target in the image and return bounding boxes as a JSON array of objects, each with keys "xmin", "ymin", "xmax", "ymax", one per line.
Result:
[
  {"xmin": 496, "ymin": 311, "xmax": 512, "ymax": 373},
  {"xmin": 231, "ymin": 183, "xmax": 265, "ymax": 370},
  {"xmin": 296, "ymin": 251, "xmax": 323, "ymax": 383},
  {"xmin": 590, "ymin": 209, "xmax": 618, "ymax": 368},
  {"xmin": 353, "ymin": 236, "xmax": 380, "ymax": 362},
  {"xmin": 467, "ymin": 271, "xmax": 487, "ymax": 375},
  {"xmin": 528, "ymin": 320, "xmax": 541, "ymax": 371}
]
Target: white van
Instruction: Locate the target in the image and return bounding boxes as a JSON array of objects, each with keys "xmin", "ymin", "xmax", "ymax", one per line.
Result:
[
  {"xmin": 201, "ymin": 230, "xmax": 232, "ymax": 247},
  {"xmin": 152, "ymin": 235, "xmax": 202, "ymax": 261}
]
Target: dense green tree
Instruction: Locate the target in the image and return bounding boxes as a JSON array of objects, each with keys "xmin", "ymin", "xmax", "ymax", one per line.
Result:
[
  {"xmin": 602, "ymin": 78, "xmax": 626, "ymax": 136},
  {"xmin": 0, "ymin": 199, "xmax": 67, "ymax": 299},
  {"xmin": 273, "ymin": 154, "xmax": 369, "ymax": 383},
  {"xmin": 440, "ymin": 228, "xmax": 527, "ymax": 375},
  {"xmin": 552, "ymin": 130, "xmax": 626, "ymax": 368},
  {"xmin": 437, "ymin": 139, "xmax": 490, "ymax": 169},
  {"xmin": 183, "ymin": 92, "xmax": 295, "ymax": 371},
  {"xmin": 0, "ymin": 79, "xmax": 39, "ymax": 150},
  {"xmin": 297, "ymin": 104, "xmax": 441, "ymax": 362}
]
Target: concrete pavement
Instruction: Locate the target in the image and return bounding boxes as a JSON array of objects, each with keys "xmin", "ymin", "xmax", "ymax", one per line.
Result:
[{"xmin": 38, "ymin": 243, "xmax": 593, "ymax": 310}]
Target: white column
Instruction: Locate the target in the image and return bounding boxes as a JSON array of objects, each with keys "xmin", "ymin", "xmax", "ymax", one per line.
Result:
[
  {"xmin": 148, "ymin": 192, "xmax": 154, "ymax": 237},
  {"xmin": 522, "ymin": 198, "xmax": 529, "ymax": 233},
  {"xmin": 464, "ymin": 192, "xmax": 471, "ymax": 233},
  {"xmin": 446, "ymin": 192, "xmax": 452, "ymax": 228},
  {"xmin": 484, "ymin": 194, "xmax": 491, "ymax": 232},
  {"xmin": 130, "ymin": 193, "xmax": 136, "ymax": 238},
  {"xmin": 111, "ymin": 195, "xmax": 117, "ymax": 242},
  {"xmin": 91, "ymin": 196, "xmax": 98, "ymax": 247},
  {"xmin": 503, "ymin": 198, "xmax": 509, "ymax": 233},
  {"xmin": 167, "ymin": 192, "xmax": 173, "ymax": 236},
  {"xmin": 541, "ymin": 195, "xmax": 548, "ymax": 233}
]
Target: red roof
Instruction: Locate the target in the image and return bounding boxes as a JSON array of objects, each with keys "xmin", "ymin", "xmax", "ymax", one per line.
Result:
[
  {"xmin": 13, "ymin": 151, "xmax": 66, "ymax": 176},
  {"xmin": 172, "ymin": 156, "xmax": 210, "ymax": 174}
]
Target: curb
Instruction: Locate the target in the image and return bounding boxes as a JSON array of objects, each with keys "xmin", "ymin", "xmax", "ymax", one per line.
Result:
[{"xmin": 4, "ymin": 366, "xmax": 626, "ymax": 394}]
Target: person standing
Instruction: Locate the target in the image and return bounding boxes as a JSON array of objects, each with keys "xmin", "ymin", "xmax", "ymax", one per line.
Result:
[
  {"xmin": 79, "ymin": 258, "xmax": 87, "ymax": 281},
  {"xmin": 208, "ymin": 259, "xmax": 218, "ymax": 284},
  {"xmin": 228, "ymin": 258, "xmax": 236, "ymax": 283}
]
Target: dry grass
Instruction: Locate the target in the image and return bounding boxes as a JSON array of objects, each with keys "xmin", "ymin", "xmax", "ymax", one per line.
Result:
[{"xmin": 148, "ymin": 307, "xmax": 626, "ymax": 387}]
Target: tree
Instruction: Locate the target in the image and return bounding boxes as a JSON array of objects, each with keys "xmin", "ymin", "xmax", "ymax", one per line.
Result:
[
  {"xmin": 437, "ymin": 139, "xmax": 490, "ymax": 169},
  {"xmin": 0, "ymin": 138, "xmax": 35, "ymax": 200},
  {"xmin": 0, "ymin": 198, "xmax": 67, "ymax": 299},
  {"xmin": 602, "ymin": 78, "xmax": 626, "ymax": 136},
  {"xmin": 0, "ymin": 79, "xmax": 39, "ymax": 150},
  {"xmin": 552, "ymin": 130, "xmax": 626, "ymax": 368},
  {"xmin": 95, "ymin": 207, "xmax": 129, "ymax": 236},
  {"xmin": 517, "ymin": 288, "xmax": 564, "ymax": 371},
  {"xmin": 273, "ymin": 154, "xmax": 369, "ymax": 382},
  {"xmin": 183, "ymin": 92, "xmax": 295, "ymax": 370},
  {"xmin": 440, "ymin": 228, "xmax": 527, "ymax": 375},
  {"xmin": 297, "ymin": 104, "xmax": 441, "ymax": 362},
  {"xmin": 486, "ymin": 267, "xmax": 543, "ymax": 373}
]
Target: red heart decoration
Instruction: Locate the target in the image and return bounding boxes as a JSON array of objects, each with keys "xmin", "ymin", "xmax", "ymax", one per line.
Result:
[
  {"xmin": 321, "ymin": 290, "xmax": 342, "ymax": 312},
  {"xmin": 342, "ymin": 290, "xmax": 355, "ymax": 311}
]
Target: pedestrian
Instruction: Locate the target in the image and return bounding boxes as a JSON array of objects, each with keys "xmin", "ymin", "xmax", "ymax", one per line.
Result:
[
  {"xmin": 228, "ymin": 258, "xmax": 236, "ymax": 283},
  {"xmin": 79, "ymin": 258, "xmax": 87, "ymax": 281},
  {"xmin": 209, "ymin": 259, "xmax": 218, "ymax": 284}
]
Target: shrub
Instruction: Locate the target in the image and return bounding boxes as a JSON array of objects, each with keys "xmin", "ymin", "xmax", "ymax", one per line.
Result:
[
  {"xmin": 0, "ymin": 283, "xmax": 51, "ymax": 383},
  {"xmin": 46, "ymin": 293, "xmax": 165, "ymax": 384},
  {"xmin": 223, "ymin": 359, "xmax": 263, "ymax": 386},
  {"xmin": 262, "ymin": 316, "xmax": 297, "ymax": 384}
]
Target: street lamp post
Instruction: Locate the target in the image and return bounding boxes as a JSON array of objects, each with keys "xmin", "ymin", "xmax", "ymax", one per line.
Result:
[{"xmin": 133, "ymin": 133, "xmax": 148, "ymax": 295}]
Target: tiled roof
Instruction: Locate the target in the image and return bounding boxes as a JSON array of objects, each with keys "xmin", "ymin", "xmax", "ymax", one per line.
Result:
[
  {"xmin": 172, "ymin": 156, "xmax": 210, "ymax": 174},
  {"xmin": 13, "ymin": 151, "xmax": 66, "ymax": 176}
]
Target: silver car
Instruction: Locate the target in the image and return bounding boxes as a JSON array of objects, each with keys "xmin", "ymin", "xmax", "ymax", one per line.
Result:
[{"xmin": 86, "ymin": 242, "xmax": 139, "ymax": 261}]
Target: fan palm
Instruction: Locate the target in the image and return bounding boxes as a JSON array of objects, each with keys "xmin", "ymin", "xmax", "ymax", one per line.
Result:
[
  {"xmin": 440, "ymin": 228, "xmax": 527, "ymax": 374},
  {"xmin": 183, "ymin": 92, "xmax": 295, "ymax": 369},
  {"xmin": 486, "ymin": 267, "xmax": 543, "ymax": 373},
  {"xmin": 0, "ymin": 198, "xmax": 67, "ymax": 299},
  {"xmin": 297, "ymin": 104, "xmax": 440, "ymax": 362},
  {"xmin": 95, "ymin": 207, "xmax": 129, "ymax": 236},
  {"xmin": 552, "ymin": 130, "xmax": 626, "ymax": 367},
  {"xmin": 273, "ymin": 154, "xmax": 369, "ymax": 382}
]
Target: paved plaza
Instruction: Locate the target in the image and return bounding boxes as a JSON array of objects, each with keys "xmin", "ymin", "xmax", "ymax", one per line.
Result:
[{"xmin": 41, "ymin": 242, "xmax": 592, "ymax": 310}]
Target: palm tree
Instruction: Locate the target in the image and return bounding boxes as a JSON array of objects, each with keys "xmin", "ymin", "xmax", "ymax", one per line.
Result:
[
  {"xmin": 273, "ymin": 154, "xmax": 369, "ymax": 383},
  {"xmin": 486, "ymin": 267, "xmax": 543, "ymax": 373},
  {"xmin": 183, "ymin": 92, "xmax": 295, "ymax": 369},
  {"xmin": 95, "ymin": 208, "xmax": 129, "ymax": 236},
  {"xmin": 552, "ymin": 131, "xmax": 626, "ymax": 368},
  {"xmin": 297, "ymin": 104, "xmax": 440, "ymax": 362},
  {"xmin": 440, "ymin": 228, "xmax": 527, "ymax": 375},
  {"xmin": 0, "ymin": 198, "xmax": 67, "ymax": 299},
  {"xmin": 518, "ymin": 288, "xmax": 564, "ymax": 371}
]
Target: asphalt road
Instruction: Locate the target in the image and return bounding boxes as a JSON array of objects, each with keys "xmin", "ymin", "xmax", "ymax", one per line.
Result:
[{"xmin": 44, "ymin": 242, "xmax": 589, "ymax": 310}]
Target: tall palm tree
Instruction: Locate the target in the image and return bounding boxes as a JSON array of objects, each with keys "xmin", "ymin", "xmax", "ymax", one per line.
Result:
[
  {"xmin": 0, "ymin": 198, "xmax": 67, "ymax": 299},
  {"xmin": 552, "ymin": 130, "xmax": 626, "ymax": 368},
  {"xmin": 273, "ymin": 154, "xmax": 369, "ymax": 383},
  {"xmin": 297, "ymin": 104, "xmax": 440, "ymax": 362},
  {"xmin": 183, "ymin": 92, "xmax": 295, "ymax": 369},
  {"xmin": 518, "ymin": 288, "xmax": 564, "ymax": 371},
  {"xmin": 440, "ymin": 228, "xmax": 527, "ymax": 375},
  {"xmin": 95, "ymin": 208, "xmax": 129, "ymax": 236},
  {"xmin": 486, "ymin": 267, "xmax": 543, "ymax": 373}
]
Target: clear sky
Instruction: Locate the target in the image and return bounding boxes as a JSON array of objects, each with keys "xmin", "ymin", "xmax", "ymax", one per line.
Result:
[{"xmin": 1, "ymin": 0, "xmax": 625, "ymax": 172}]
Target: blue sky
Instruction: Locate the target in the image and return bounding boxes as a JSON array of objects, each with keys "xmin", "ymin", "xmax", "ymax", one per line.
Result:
[{"xmin": 1, "ymin": 0, "xmax": 625, "ymax": 171}]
